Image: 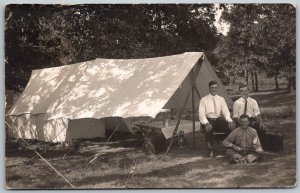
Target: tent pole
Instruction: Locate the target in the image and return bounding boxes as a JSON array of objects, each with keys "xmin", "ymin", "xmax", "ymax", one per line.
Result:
[
  {"xmin": 188, "ymin": 67, "xmax": 210, "ymax": 151},
  {"xmin": 192, "ymin": 85, "xmax": 196, "ymax": 148},
  {"xmin": 189, "ymin": 77, "xmax": 201, "ymax": 99},
  {"xmin": 166, "ymin": 85, "xmax": 192, "ymax": 155}
]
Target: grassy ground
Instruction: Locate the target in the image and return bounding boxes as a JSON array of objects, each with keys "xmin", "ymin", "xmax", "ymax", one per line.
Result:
[{"xmin": 5, "ymin": 90, "xmax": 296, "ymax": 189}]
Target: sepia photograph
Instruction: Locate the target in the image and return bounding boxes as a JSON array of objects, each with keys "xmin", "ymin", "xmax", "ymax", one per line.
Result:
[{"xmin": 4, "ymin": 3, "xmax": 296, "ymax": 189}]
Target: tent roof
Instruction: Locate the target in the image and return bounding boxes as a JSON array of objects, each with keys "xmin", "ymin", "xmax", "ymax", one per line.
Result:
[{"xmin": 8, "ymin": 52, "xmax": 232, "ymax": 120}]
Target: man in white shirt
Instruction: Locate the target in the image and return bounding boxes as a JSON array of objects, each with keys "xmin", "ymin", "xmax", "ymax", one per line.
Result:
[
  {"xmin": 199, "ymin": 80, "xmax": 235, "ymax": 158},
  {"xmin": 233, "ymin": 84, "xmax": 267, "ymax": 146}
]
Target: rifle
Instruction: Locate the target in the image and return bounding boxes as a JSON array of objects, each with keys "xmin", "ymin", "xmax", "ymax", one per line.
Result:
[
  {"xmin": 244, "ymin": 148, "xmax": 278, "ymax": 156},
  {"xmin": 219, "ymin": 147, "xmax": 278, "ymax": 156}
]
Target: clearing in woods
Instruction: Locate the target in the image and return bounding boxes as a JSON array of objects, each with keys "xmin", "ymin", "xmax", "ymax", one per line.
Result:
[{"xmin": 5, "ymin": 91, "xmax": 296, "ymax": 189}]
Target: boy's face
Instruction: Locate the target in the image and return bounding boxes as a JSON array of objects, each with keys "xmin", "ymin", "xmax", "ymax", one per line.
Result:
[
  {"xmin": 240, "ymin": 117, "xmax": 250, "ymax": 129},
  {"xmin": 240, "ymin": 87, "xmax": 249, "ymax": 98},
  {"xmin": 209, "ymin": 84, "xmax": 218, "ymax": 96}
]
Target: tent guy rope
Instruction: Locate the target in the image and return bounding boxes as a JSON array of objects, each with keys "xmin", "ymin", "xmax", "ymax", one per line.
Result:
[{"xmin": 5, "ymin": 121, "xmax": 76, "ymax": 189}]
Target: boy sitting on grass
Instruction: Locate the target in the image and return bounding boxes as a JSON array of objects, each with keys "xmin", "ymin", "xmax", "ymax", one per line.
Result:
[{"xmin": 223, "ymin": 114, "xmax": 263, "ymax": 164}]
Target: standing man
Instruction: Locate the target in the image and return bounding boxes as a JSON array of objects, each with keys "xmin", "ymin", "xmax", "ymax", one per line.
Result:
[
  {"xmin": 233, "ymin": 84, "xmax": 267, "ymax": 145},
  {"xmin": 223, "ymin": 114, "xmax": 263, "ymax": 164},
  {"xmin": 199, "ymin": 80, "xmax": 235, "ymax": 158}
]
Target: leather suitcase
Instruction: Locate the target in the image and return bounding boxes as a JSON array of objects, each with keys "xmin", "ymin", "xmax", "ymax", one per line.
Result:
[{"xmin": 262, "ymin": 132, "xmax": 284, "ymax": 152}]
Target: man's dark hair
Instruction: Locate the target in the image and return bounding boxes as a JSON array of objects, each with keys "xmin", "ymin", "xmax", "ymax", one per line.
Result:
[
  {"xmin": 239, "ymin": 83, "xmax": 248, "ymax": 90},
  {"xmin": 240, "ymin": 114, "xmax": 250, "ymax": 120},
  {"xmin": 208, "ymin": 80, "xmax": 218, "ymax": 87}
]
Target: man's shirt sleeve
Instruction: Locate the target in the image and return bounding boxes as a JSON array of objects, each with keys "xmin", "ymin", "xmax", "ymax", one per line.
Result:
[
  {"xmin": 223, "ymin": 130, "xmax": 236, "ymax": 147},
  {"xmin": 221, "ymin": 97, "xmax": 233, "ymax": 122},
  {"xmin": 232, "ymin": 100, "xmax": 239, "ymax": 118},
  {"xmin": 199, "ymin": 98, "xmax": 209, "ymax": 124},
  {"xmin": 253, "ymin": 100, "xmax": 261, "ymax": 117},
  {"xmin": 252, "ymin": 130, "xmax": 263, "ymax": 149}
]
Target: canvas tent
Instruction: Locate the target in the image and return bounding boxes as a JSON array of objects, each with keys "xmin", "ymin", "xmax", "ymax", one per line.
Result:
[{"xmin": 6, "ymin": 52, "xmax": 232, "ymax": 142}]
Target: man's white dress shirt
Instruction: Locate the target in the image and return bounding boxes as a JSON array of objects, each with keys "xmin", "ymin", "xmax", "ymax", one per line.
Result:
[
  {"xmin": 233, "ymin": 97, "xmax": 261, "ymax": 118},
  {"xmin": 199, "ymin": 94, "xmax": 232, "ymax": 125}
]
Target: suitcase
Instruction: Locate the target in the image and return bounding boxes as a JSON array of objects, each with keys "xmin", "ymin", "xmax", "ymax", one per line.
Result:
[{"xmin": 262, "ymin": 132, "xmax": 284, "ymax": 152}]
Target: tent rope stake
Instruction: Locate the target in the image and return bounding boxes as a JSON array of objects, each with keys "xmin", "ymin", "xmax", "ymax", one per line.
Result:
[{"xmin": 5, "ymin": 122, "xmax": 76, "ymax": 189}]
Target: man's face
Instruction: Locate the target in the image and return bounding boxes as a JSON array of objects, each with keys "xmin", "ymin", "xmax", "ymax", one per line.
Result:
[
  {"xmin": 240, "ymin": 117, "xmax": 250, "ymax": 129},
  {"xmin": 239, "ymin": 87, "xmax": 249, "ymax": 98},
  {"xmin": 209, "ymin": 84, "xmax": 218, "ymax": 96}
]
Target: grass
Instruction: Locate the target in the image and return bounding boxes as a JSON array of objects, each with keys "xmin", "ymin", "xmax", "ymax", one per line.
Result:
[
  {"xmin": 225, "ymin": 73, "xmax": 289, "ymax": 94},
  {"xmin": 260, "ymin": 106, "xmax": 293, "ymax": 119},
  {"xmin": 250, "ymin": 90, "xmax": 296, "ymax": 119},
  {"xmin": 6, "ymin": 118, "xmax": 296, "ymax": 188},
  {"xmin": 5, "ymin": 90, "xmax": 296, "ymax": 189}
]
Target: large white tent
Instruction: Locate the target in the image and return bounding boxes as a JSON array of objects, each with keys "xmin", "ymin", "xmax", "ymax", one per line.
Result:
[{"xmin": 6, "ymin": 52, "xmax": 232, "ymax": 142}]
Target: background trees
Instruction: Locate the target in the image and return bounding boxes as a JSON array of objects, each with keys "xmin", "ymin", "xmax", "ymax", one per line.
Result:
[
  {"xmin": 215, "ymin": 4, "xmax": 296, "ymax": 91},
  {"xmin": 5, "ymin": 4, "xmax": 218, "ymax": 90},
  {"xmin": 5, "ymin": 4, "xmax": 296, "ymax": 92}
]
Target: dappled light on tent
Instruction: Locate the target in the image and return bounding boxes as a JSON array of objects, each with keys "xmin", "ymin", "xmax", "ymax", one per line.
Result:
[{"xmin": 6, "ymin": 52, "xmax": 232, "ymax": 142}]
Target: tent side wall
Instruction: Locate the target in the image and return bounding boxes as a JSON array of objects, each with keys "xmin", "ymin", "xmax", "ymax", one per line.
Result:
[
  {"xmin": 66, "ymin": 118, "xmax": 105, "ymax": 140},
  {"xmin": 7, "ymin": 115, "xmax": 129, "ymax": 142},
  {"xmin": 7, "ymin": 114, "xmax": 69, "ymax": 142}
]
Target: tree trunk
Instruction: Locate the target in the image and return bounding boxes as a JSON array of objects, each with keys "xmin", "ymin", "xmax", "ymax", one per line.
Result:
[
  {"xmin": 287, "ymin": 63, "xmax": 296, "ymax": 92},
  {"xmin": 251, "ymin": 71, "xmax": 255, "ymax": 92},
  {"xmin": 156, "ymin": 6, "xmax": 162, "ymax": 30},
  {"xmin": 275, "ymin": 75, "xmax": 279, "ymax": 90},
  {"xmin": 243, "ymin": 48, "xmax": 248, "ymax": 85},
  {"xmin": 255, "ymin": 71, "xmax": 259, "ymax": 91},
  {"xmin": 245, "ymin": 70, "xmax": 248, "ymax": 85},
  {"xmin": 288, "ymin": 75, "xmax": 296, "ymax": 92}
]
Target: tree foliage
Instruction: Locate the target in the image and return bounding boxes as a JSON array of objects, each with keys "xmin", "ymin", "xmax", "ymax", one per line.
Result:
[
  {"xmin": 214, "ymin": 4, "xmax": 296, "ymax": 89},
  {"xmin": 6, "ymin": 4, "xmax": 295, "ymax": 91},
  {"xmin": 5, "ymin": 4, "xmax": 218, "ymax": 90},
  {"xmin": 255, "ymin": 4, "xmax": 296, "ymax": 78}
]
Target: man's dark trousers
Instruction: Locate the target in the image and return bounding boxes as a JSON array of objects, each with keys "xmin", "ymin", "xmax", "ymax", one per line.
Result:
[{"xmin": 201, "ymin": 117, "xmax": 231, "ymax": 152}]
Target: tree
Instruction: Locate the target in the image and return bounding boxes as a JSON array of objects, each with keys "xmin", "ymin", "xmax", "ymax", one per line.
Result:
[
  {"xmin": 5, "ymin": 4, "xmax": 219, "ymax": 90},
  {"xmin": 254, "ymin": 4, "xmax": 296, "ymax": 90},
  {"xmin": 212, "ymin": 4, "xmax": 264, "ymax": 90},
  {"xmin": 216, "ymin": 4, "xmax": 295, "ymax": 91}
]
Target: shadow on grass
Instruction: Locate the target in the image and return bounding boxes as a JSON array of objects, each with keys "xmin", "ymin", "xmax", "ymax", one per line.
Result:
[
  {"xmin": 74, "ymin": 157, "xmax": 219, "ymax": 187},
  {"xmin": 5, "ymin": 133, "xmax": 144, "ymax": 160},
  {"xmin": 250, "ymin": 90, "xmax": 295, "ymax": 107},
  {"xmin": 231, "ymin": 90, "xmax": 295, "ymax": 107}
]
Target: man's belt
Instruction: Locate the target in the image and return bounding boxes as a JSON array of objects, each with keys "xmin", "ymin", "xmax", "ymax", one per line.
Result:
[{"xmin": 207, "ymin": 117, "xmax": 219, "ymax": 121}]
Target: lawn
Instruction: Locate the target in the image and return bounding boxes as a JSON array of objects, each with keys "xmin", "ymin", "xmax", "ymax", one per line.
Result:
[{"xmin": 5, "ymin": 90, "xmax": 296, "ymax": 189}]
